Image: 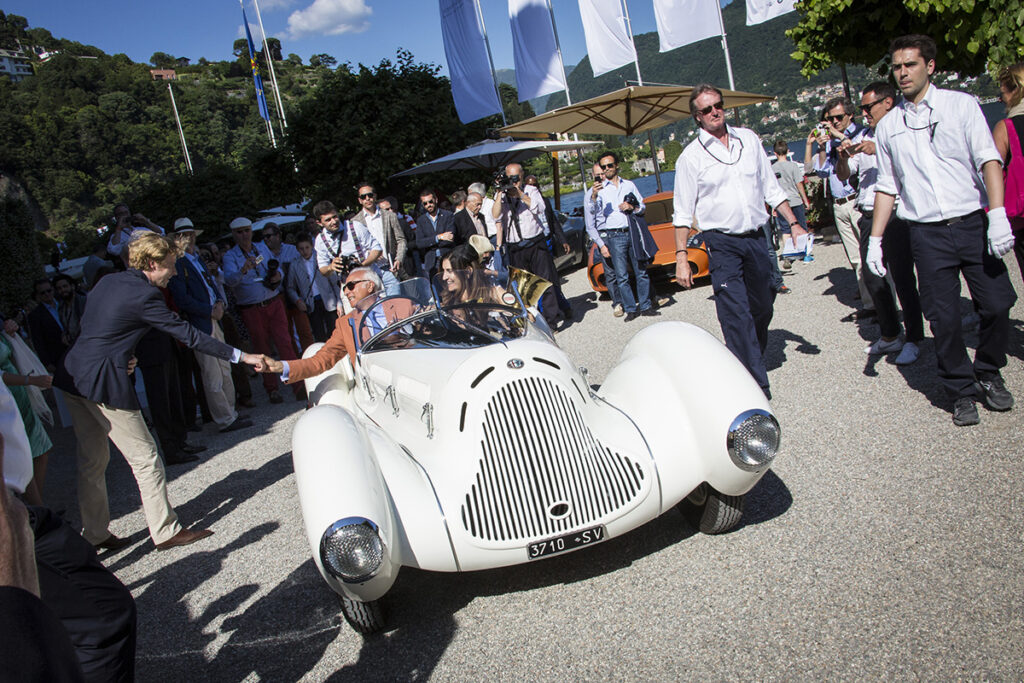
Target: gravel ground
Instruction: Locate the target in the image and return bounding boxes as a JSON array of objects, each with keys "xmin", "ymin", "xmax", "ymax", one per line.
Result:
[{"xmin": 42, "ymin": 238, "xmax": 1024, "ymax": 681}]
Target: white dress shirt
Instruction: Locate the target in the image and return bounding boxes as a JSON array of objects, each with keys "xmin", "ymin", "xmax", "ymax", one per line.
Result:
[
  {"xmin": 589, "ymin": 177, "xmax": 645, "ymax": 231},
  {"xmin": 497, "ymin": 184, "xmax": 546, "ymax": 243},
  {"xmin": 360, "ymin": 208, "xmax": 389, "ymax": 265},
  {"xmin": 812, "ymin": 122, "xmax": 860, "ymax": 199},
  {"xmin": 481, "ymin": 197, "xmax": 498, "ymax": 237},
  {"xmin": 874, "ymin": 84, "xmax": 1001, "ymax": 223},
  {"xmin": 672, "ymin": 125, "xmax": 787, "ymax": 234}
]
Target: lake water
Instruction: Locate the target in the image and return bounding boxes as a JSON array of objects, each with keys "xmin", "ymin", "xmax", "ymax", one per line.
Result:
[{"xmin": 556, "ymin": 100, "xmax": 1007, "ymax": 215}]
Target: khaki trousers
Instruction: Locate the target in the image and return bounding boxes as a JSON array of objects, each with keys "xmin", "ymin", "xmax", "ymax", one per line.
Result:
[
  {"xmin": 194, "ymin": 321, "xmax": 237, "ymax": 428},
  {"xmin": 833, "ymin": 200, "xmax": 874, "ymax": 309},
  {"xmin": 64, "ymin": 394, "xmax": 181, "ymax": 545}
]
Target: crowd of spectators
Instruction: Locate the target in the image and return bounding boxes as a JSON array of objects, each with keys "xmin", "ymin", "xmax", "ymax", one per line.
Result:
[{"xmin": 1, "ymin": 32, "xmax": 1023, "ymax": 677}]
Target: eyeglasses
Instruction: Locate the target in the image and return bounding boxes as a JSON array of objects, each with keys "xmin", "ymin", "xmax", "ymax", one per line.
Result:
[
  {"xmin": 696, "ymin": 101, "xmax": 725, "ymax": 116},
  {"xmin": 599, "ymin": 163, "xmax": 616, "ymax": 170},
  {"xmin": 344, "ymin": 279, "xmax": 369, "ymax": 291},
  {"xmin": 859, "ymin": 98, "xmax": 886, "ymax": 113},
  {"xmin": 359, "ymin": 192, "xmax": 375, "ymax": 199},
  {"xmin": 825, "ymin": 114, "xmax": 847, "ymax": 123},
  {"xmin": 903, "ymin": 111, "xmax": 938, "ymax": 142}
]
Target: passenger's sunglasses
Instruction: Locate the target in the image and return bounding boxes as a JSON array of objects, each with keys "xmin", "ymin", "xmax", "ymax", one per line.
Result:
[
  {"xmin": 696, "ymin": 100, "xmax": 725, "ymax": 116},
  {"xmin": 344, "ymin": 279, "xmax": 368, "ymax": 291}
]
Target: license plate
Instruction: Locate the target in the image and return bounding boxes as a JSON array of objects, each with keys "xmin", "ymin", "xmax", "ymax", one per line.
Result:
[{"xmin": 527, "ymin": 525, "xmax": 605, "ymax": 560}]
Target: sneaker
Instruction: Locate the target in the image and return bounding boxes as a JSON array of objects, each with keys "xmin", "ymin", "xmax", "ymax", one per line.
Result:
[
  {"xmin": 641, "ymin": 308, "xmax": 661, "ymax": 317},
  {"xmin": 776, "ymin": 285, "xmax": 792, "ymax": 294},
  {"xmin": 780, "ymin": 258, "xmax": 792, "ymax": 271},
  {"xmin": 656, "ymin": 296, "xmax": 671, "ymax": 307},
  {"xmin": 864, "ymin": 337, "xmax": 903, "ymax": 355},
  {"xmin": 977, "ymin": 376, "xmax": 1014, "ymax": 412},
  {"xmin": 612, "ymin": 304, "xmax": 624, "ymax": 318},
  {"xmin": 894, "ymin": 341, "xmax": 919, "ymax": 365},
  {"xmin": 952, "ymin": 397, "xmax": 980, "ymax": 426},
  {"xmin": 624, "ymin": 311, "xmax": 639, "ymax": 322},
  {"xmin": 802, "ymin": 254, "xmax": 814, "ymax": 263}
]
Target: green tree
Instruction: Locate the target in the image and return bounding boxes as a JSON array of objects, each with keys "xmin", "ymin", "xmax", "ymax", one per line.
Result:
[
  {"xmin": 287, "ymin": 50, "xmax": 493, "ymax": 205},
  {"xmin": 265, "ymin": 37, "xmax": 282, "ymax": 61},
  {"xmin": 150, "ymin": 51, "xmax": 177, "ymax": 68},
  {"xmin": 233, "ymin": 38, "xmax": 249, "ymax": 58},
  {"xmin": 0, "ymin": 196, "xmax": 44, "ymax": 315},
  {"xmin": 789, "ymin": 0, "xmax": 1024, "ymax": 77},
  {"xmin": 286, "ymin": 53, "xmax": 302, "ymax": 66},
  {"xmin": 308, "ymin": 53, "xmax": 336, "ymax": 69}
]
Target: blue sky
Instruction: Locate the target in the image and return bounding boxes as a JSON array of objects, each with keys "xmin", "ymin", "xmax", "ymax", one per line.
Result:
[{"xmin": 2, "ymin": 0, "xmax": 692, "ymax": 73}]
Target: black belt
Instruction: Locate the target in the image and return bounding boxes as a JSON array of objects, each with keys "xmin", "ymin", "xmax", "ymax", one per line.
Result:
[
  {"xmin": 508, "ymin": 235, "xmax": 545, "ymax": 251},
  {"xmin": 915, "ymin": 209, "xmax": 985, "ymax": 228},
  {"xmin": 834, "ymin": 194, "xmax": 858, "ymax": 206},
  {"xmin": 598, "ymin": 227, "xmax": 629, "ymax": 233},
  {"xmin": 703, "ymin": 227, "xmax": 763, "ymax": 239},
  {"xmin": 237, "ymin": 294, "xmax": 281, "ymax": 310}
]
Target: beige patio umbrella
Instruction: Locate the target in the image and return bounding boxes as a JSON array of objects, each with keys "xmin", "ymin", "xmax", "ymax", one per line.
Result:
[{"xmin": 499, "ymin": 84, "xmax": 775, "ymax": 190}]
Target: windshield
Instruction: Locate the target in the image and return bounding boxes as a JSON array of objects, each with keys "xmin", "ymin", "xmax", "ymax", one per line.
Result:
[{"xmin": 356, "ymin": 269, "xmax": 539, "ymax": 355}]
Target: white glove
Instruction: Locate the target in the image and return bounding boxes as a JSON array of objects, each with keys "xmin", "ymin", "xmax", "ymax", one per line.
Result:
[
  {"xmin": 866, "ymin": 235, "xmax": 886, "ymax": 278},
  {"xmin": 987, "ymin": 207, "xmax": 1015, "ymax": 258}
]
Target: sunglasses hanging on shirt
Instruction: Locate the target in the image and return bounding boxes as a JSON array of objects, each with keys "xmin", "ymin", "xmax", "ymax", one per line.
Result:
[{"xmin": 699, "ymin": 135, "xmax": 744, "ymax": 165}]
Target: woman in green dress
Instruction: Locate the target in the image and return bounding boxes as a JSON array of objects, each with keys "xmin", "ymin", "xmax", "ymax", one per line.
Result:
[{"xmin": 2, "ymin": 319, "xmax": 53, "ymax": 506}]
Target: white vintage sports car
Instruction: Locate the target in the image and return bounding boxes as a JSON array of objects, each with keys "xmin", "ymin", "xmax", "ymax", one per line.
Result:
[{"xmin": 291, "ymin": 271, "xmax": 780, "ymax": 634}]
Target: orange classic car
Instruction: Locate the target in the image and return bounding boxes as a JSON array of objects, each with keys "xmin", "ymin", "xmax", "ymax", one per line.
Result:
[{"xmin": 586, "ymin": 190, "xmax": 710, "ymax": 293}]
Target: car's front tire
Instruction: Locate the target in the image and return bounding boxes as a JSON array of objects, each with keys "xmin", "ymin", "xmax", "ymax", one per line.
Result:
[
  {"xmin": 341, "ymin": 596, "xmax": 386, "ymax": 635},
  {"xmin": 678, "ymin": 483, "xmax": 744, "ymax": 534}
]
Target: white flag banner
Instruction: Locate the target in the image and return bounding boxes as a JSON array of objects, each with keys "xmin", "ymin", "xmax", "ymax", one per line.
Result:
[
  {"xmin": 578, "ymin": 0, "xmax": 636, "ymax": 77},
  {"xmin": 746, "ymin": 0, "xmax": 796, "ymax": 26},
  {"xmin": 509, "ymin": 0, "xmax": 567, "ymax": 102},
  {"xmin": 654, "ymin": 0, "xmax": 720, "ymax": 52},
  {"xmin": 440, "ymin": 0, "xmax": 503, "ymax": 123}
]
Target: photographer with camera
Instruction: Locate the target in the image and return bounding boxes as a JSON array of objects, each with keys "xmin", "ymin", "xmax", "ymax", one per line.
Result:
[
  {"xmin": 312, "ymin": 200, "xmax": 384, "ymax": 299},
  {"xmin": 222, "ymin": 217, "xmax": 302, "ymax": 404},
  {"xmin": 589, "ymin": 152, "xmax": 655, "ymax": 322},
  {"xmin": 106, "ymin": 203, "xmax": 165, "ymax": 259},
  {"xmin": 490, "ymin": 162, "xmax": 565, "ymax": 328}
]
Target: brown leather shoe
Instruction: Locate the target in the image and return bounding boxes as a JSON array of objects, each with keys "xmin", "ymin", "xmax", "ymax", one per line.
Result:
[
  {"xmin": 155, "ymin": 527, "xmax": 214, "ymax": 551},
  {"xmin": 94, "ymin": 533, "xmax": 132, "ymax": 551}
]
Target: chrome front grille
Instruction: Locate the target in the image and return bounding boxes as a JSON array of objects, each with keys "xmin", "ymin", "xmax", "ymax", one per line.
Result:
[{"xmin": 460, "ymin": 376, "xmax": 646, "ymax": 542}]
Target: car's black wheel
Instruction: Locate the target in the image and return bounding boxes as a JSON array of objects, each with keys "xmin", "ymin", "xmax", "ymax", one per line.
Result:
[
  {"xmin": 678, "ymin": 484, "xmax": 744, "ymax": 534},
  {"xmin": 340, "ymin": 595, "xmax": 386, "ymax": 635}
]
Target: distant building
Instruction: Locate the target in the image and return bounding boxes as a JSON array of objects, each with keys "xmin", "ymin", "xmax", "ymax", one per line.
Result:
[
  {"xmin": 632, "ymin": 158, "xmax": 655, "ymax": 175},
  {"xmin": 656, "ymin": 148, "xmax": 665, "ymax": 163},
  {"xmin": 0, "ymin": 48, "xmax": 33, "ymax": 82},
  {"xmin": 149, "ymin": 69, "xmax": 177, "ymax": 81}
]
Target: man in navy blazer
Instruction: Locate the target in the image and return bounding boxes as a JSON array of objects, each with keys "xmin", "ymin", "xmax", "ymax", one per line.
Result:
[
  {"xmin": 57, "ymin": 232, "xmax": 264, "ymax": 551},
  {"xmin": 26, "ymin": 278, "xmax": 67, "ymax": 372},
  {"xmin": 167, "ymin": 218, "xmax": 251, "ymax": 434},
  {"xmin": 414, "ymin": 189, "xmax": 455, "ymax": 278}
]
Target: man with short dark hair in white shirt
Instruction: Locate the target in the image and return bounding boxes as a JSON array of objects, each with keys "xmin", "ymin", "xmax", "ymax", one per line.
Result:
[
  {"xmin": 673, "ymin": 84, "xmax": 801, "ymax": 399},
  {"xmin": 867, "ymin": 34, "xmax": 1017, "ymax": 426}
]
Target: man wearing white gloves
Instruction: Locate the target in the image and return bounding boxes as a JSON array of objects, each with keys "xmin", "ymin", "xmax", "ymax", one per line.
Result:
[{"xmin": 867, "ymin": 34, "xmax": 1017, "ymax": 426}]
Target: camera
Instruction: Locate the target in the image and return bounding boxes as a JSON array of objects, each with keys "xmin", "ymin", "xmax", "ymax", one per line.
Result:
[
  {"xmin": 493, "ymin": 170, "xmax": 520, "ymax": 192},
  {"xmin": 623, "ymin": 192, "xmax": 640, "ymax": 209},
  {"xmin": 262, "ymin": 259, "xmax": 281, "ymax": 290},
  {"xmin": 332, "ymin": 253, "xmax": 362, "ymax": 280}
]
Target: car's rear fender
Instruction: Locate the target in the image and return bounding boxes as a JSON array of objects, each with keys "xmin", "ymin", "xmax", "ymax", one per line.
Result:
[
  {"xmin": 291, "ymin": 404, "xmax": 399, "ymax": 602},
  {"xmin": 599, "ymin": 321, "xmax": 774, "ymax": 509}
]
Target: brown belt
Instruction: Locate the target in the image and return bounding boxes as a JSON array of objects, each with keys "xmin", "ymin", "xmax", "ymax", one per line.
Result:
[{"xmin": 237, "ymin": 294, "xmax": 281, "ymax": 310}]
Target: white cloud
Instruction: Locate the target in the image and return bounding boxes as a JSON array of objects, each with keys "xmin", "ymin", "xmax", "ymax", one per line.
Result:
[{"xmin": 286, "ymin": 0, "xmax": 372, "ymax": 38}]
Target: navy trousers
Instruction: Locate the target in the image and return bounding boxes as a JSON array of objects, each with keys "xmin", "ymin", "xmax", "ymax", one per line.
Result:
[
  {"xmin": 703, "ymin": 227, "xmax": 777, "ymax": 394},
  {"xmin": 31, "ymin": 506, "xmax": 137, "ymax": 682},
  {"xmin": 858, "ymin": 212, "xmax": 925, "ymax": 342},
  {"xmin": 908, "ymin": 211, "xmax": 1017, "ymax": 400}
]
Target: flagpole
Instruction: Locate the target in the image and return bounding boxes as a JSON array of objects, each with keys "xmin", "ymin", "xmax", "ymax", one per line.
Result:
[
  {"xmin": 714, "ymin": 1, "xmax": 741, "ymax": 124},
  {"xmin": 250, "ymin": 0, "xmax": 287, "ymax": 133},
  {"xmin": 167, "ymin": 82, "xmax": 194, "ymax": 174},
  {"xmin": 544, "ymin": 0, "xmax": 587, "ymax": 196},
  {"xmin": 474, "ymin": 0, "xmax": 507, "ymax": 127},
  {"xmin": 620, "ymin": 0, "xmax": 663, "ymax": 192}
]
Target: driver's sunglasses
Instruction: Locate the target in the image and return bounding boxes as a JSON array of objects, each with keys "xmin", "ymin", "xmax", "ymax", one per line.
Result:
[
  {"xmin": 359, "ymin": 192, "xmax": 375, "ymax": 199},
  {"xmin": 344, "ymin": 279, "xmax": 368, "ymax": 291},
  {"xmin": 697, "ymin": 100, "xmax": 725, "ymax": 116}
]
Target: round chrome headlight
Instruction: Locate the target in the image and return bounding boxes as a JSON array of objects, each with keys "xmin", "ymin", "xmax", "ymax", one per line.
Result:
[
  {"xmin": 727, "ymin": 409, "xmax": 780, "ymax": 471},
  {"xmin": 319, "ymin": 518, "xmax": 384, "ymax": 583}
]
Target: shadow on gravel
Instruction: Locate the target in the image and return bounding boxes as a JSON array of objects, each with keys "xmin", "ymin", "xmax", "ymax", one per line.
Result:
[
  {"xmin": 765, "ymin": 328, "xmax": 821, "ymax": 371},
  {"xmin": 101, "ymin": 453, "xmax": 294, "ymax": 574},
  {"xmin": 815, "ymin": 266, "xmax": 859, "ymax": 309},
  {"xmin": 132, "ymin": 522, "xmax": 281, "ymax": 680}
]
